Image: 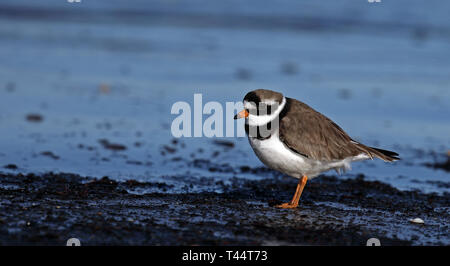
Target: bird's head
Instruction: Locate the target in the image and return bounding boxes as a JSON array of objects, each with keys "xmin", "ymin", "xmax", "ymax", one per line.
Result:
[{"xmin": 234, "ymin": 89, "xmax": 286, "ymax": 126}]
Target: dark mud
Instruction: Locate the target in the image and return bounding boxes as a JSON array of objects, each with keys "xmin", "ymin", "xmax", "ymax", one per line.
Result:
[
  {"xmin": 424, "ymin": 156, "xmax": 450, "ymax": 173},
  {"xmin": 0, "ymin": 172, "xmax": 448, "ymax": 246},
  {"xmin": 25, "ymin": 114, "xmax": 43, "ymax": 123},
  {"xmin": 40, "ymin": 151, "xmax": 60, "ymax": 160},
  {"xmin": 98, "ymin": 139, "xmax": 128, "ymax": 151}
]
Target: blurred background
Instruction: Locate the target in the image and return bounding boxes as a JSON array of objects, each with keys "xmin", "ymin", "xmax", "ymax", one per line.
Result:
[{"xmin": 0, "ymin": 0, "xmax": 449, "ymax": 193}]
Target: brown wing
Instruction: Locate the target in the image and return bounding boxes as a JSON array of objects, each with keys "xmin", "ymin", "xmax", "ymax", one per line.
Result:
[{"xmin": 278, "ymin": 98, "xmax": 366, "ymax": 161}]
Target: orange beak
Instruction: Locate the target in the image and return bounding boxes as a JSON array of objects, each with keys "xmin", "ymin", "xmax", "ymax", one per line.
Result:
[{"xmin": 234, "ymin": 109, "xmax": 249, "ymax": 120}]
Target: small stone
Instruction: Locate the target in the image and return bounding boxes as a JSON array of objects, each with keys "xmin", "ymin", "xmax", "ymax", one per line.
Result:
[{"xmin": 409, "ymin": 218, "xmax": 424, "ymax": 224}]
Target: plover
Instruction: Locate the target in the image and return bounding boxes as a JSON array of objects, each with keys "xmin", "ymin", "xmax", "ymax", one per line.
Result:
[{"xmin": 234, "ymin": 89, "xmax": 399, "ymax": 209}]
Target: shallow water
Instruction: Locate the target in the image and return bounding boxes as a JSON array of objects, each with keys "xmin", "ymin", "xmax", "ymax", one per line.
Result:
[{"xmin": 0, "ymin": 0, "xmax": 449, "ymax": 194}]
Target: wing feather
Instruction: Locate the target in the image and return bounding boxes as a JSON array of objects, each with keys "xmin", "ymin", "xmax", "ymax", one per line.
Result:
[{"xmin": 278, "ymin": 98, "xmax": 364, "ymax": 161}]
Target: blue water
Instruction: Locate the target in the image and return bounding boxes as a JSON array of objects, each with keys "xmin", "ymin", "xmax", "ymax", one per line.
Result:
[{"xmin": 0, "ymin": 0, "xmax": 449, "ymax": 193}]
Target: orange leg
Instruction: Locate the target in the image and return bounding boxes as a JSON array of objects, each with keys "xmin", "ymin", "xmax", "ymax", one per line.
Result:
[{"xmin": 276, "ymin": 175, "xmax": 308, "ymax": 209}]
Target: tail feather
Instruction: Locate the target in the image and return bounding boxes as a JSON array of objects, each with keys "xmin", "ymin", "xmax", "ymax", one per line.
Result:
[{"xmin": 356, "ymin": 144, "xmax": 400, "ymax": 162}]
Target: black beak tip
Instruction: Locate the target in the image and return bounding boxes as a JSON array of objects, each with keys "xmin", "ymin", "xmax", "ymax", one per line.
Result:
[{"xmin": 233, "ymin": 114, "xmax": 238, "ymax": 120}]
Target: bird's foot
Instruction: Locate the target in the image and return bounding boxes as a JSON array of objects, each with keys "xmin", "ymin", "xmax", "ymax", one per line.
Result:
[{"xmin": 275, "ymin": 202, "xmax": 298, "ymax": 209}]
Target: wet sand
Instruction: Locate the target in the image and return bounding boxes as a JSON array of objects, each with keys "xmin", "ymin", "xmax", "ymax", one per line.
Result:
[{"xmin": 1, "ymin": 170, "xmax": 448, "ymax": 246}]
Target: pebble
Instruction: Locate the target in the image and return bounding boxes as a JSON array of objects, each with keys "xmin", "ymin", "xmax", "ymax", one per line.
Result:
[{"xmin": 409, "ymin": 218, "xmax": 424, "ymax": 224}]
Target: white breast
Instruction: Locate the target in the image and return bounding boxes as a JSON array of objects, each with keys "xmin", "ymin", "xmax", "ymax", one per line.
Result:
[{"xmin": 248, "ymin": 132, "xmax": 370, "ymax": 178}]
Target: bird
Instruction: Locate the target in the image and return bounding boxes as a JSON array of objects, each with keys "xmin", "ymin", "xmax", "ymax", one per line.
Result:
[{"xmin": 234, "ymin": 89, "xmax": 399, "ymax": 209}]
